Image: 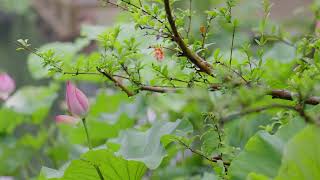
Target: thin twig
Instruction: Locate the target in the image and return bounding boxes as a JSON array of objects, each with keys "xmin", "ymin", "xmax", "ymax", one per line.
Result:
[
  {"xmin": 82, "ymin": 118, "xmax": 105, "ymax": 180},
  {"xmin": 140, "ymin": 85, "xmax": 178, "ymax": 93},
  {"xmin": 175, "ymin": 139, "xmax": 231, "ymax": 166},
  {"xmin": 186, "ymin": 0, "xmax": 192, "ymax": 38},
  {"xmin": 201, "ymin": 16, "xmax": 214, "ymax": 50},
  {"xmin": 215, "ymin": 61, "xmax": 249, "ymax": 84},
  {"xmin": 221, "ymin": 104, "xmax": 296, "ymax": 123},
  {"xmin": 63, "ymin": 72, "xmax": 99, "ymax": 75},
  {"xmin": 229, "ymin": 24, "xmax": 236, "ymax": 66},
  {"xmin": 97, "ymin": 67, "xmax": 135, "ymax": 97}
]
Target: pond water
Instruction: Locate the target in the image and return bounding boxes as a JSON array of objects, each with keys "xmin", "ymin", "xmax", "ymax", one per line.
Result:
[{"xmin": 0, "ymin": 13, "xmax": 47, "ymax": 88}]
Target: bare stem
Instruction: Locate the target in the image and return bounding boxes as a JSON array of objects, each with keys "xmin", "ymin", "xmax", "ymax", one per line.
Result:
[
  {"xmin": 82, "ymin": 118, "xmax": 105, "ymax": 180},
  {"xmin": 229, "ymin": 24, "xmax": 236, "ymax": 66},
  {"xmin": 82, "ymin": 118, "xmax": 92, "ymax": 150}
]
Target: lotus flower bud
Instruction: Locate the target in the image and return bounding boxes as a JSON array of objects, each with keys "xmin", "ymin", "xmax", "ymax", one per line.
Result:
[
  {"xmin": 66, "ymin": 81, "xmax": 89, "ymax": 117},
  {"xmin": 0, "ymin": 73, "xmax": 15, "ymax": 100}
]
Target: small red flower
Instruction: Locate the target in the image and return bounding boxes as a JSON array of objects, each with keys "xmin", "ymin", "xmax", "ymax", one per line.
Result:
[
  {"xmin": 200, "ymin": 26, "xmax": 206, "ymax": 34},
  {"xmin": 154, "ymin": 47, "xmax": 164, "ymax": 61}
]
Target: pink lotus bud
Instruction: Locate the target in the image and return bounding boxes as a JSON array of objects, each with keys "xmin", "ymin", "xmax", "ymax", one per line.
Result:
[
  {"xmin": 316, "ymin": 21, "xmax": 320, "ymax": 36},
  {"xmin": 0, "ymin": 73, "xmax": 15, "ymax": 100},
  {"xmin": 65, "ymin": 81, "xmax": 89, "ymax": 117},
  {"xmin": 316, "ymin": 21, "xmax": 320, "ymax": 29},
  {"xmin": 55, "ymin": 115, "xmax": 80, "ymax": 124}
]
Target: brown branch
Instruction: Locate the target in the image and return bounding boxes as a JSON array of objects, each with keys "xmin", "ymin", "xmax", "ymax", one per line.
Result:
[
  {"xmin": 269, "ymin": 90, "xmax": 320, "ymax": 105},
  {"xmin": 137, "ymin": 85, "xmax": 320, "ymax": 106},
  {"xmin": 61, "ymin": 70, "xmax": 320, "ymax": 106},
  {"xmin": 163, "ymin": 0, "xmax": 213, "ymax": 74},
  {"xmin": 97, "ymin": 67, "xmax": 135, "ymax": 97},
  {"xmin": 139, "ymin": 86, "xmax": 320, "ymax": 106},
  {"xmin": 140, "ymin": 86, "xmax": 178, "ymax": 93}
]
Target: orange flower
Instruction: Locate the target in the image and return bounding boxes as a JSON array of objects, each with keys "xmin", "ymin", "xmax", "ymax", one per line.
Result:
[
  {"xmin": 154, "ymin": 47, "xmax": 164, "ymax": 61},
  {"xmin": 200, "ymin": 26, "xmax": 206, "ymax": 34}
]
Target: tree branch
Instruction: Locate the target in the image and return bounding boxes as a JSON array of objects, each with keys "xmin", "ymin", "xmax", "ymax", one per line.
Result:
[
  {"xmin": 140, "ymin": 85, "xmax": 178, "ymax": 93},
  {"xmin": 221, "ymin": 104, "xmax": 296, "ymax": 123},
  {"xmin": 229, "ymin": 24, "xmax": 236, "ymax": 65},
  {"xmin": 163, "ymin": 0, "xmax": 213, "ymax": 74},
  {"xmin": 175, "ymin": 139, "xmax": 230, "ymax": 166},
  {"xmin": 97, "ymin": 67, "xmax": 135, "ymax": 97},
  {"xmin": 269, "ymin": 90, "xmax": 320, "ymax": 105},
  {"xmin": 137, "ymin": 85, "xmax": 320, "ymax": 106},
  {"xmin": 61, "ymin": 70, "xmax": 320, "ymax": 106}
]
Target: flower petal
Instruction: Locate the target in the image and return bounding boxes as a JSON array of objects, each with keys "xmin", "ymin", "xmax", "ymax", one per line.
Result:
[
  {"xmin": 75, "ymin": 88, "xmax": 89, "ymax": 114},
  {"xmin": 0, "ymin": 73, "xmax": 15, "ymax": 100},
  {"xmin": 55, "ymin": 115, "xmax": 80, "ymax": 124}
]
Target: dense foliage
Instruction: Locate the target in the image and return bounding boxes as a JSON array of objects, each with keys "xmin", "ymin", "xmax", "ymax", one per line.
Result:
[{"xmin": 1, "ymin": 0, "xmax": 320, "ymax": 179}]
